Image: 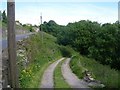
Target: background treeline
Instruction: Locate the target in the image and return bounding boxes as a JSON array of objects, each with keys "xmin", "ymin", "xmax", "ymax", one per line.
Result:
[{"xmin": 41, "ymin": 20, "xmax": 120, "ymax": 70}]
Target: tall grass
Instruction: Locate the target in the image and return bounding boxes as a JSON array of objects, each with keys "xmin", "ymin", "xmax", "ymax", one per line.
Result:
[
  {"xmin": 70, "ymin": 54, "xmax": 120, "ymax": 88},
  {"xmin": 17, "ymin": 32, "xmax": 62, "ymax": 88},
  {"xmin": 54, "ymin": 59, "xmax": 71, "ymax": 88}
]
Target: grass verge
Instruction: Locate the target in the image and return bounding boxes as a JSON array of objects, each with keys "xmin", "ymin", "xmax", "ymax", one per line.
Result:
[
  {"xmin": 54, "ymin": 59, "xmax": 71, "ymax": 88},
  {"xmin": 17, "ymin": 32, "xmax": 62, "ymax": 88},
  {"xmin": 28, "ymin": 59, "xmax": 57, "ymax": 88},
  {"xmin": 70, "ymin": 55, "xmax": 120, "ymax": 88}
]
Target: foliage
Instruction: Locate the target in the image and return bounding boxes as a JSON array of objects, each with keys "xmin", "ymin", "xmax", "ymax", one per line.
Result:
[
  {"xmin": 17, "ymin": 33, "xmax": 62, "ymax": 87},
  {"xmin": 29, "ymin": 25, "xmax": 34, "ymax": 32},
  {"xmin": 59, "ymin": 45, "xmax": 72, "ymax": 57},
  {"xmin": 70, "ymin": 54, "xmax": 120, "ymax": 88},
  {"xmin": 2, "ymin": 10, "xmax": 7, "ymax": 23},
  {"xmin": 42, "ymin": 20, "xmax": 120, "ymax": 70},
  {"xmin": 70, "ymin": 55, "xmax": 87, "ymax": 79},
  {"xmin": 41, "ymin": 20, "xmax": 62, "ymax": 37},
  {"xmin": 22, "ymin": 24, "xmax": 34, "ymax": 32}
]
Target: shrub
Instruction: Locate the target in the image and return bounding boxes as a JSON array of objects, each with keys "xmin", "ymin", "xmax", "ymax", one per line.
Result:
[{"xmin": 59, "ymin": 46, "xmax": 72, "ymax": 57}]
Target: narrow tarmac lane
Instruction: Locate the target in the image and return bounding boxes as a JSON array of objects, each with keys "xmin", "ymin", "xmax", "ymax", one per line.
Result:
[
  {"xmin": 40, "ymin": 58, "xmax": 64, "ymax": 88},
  {"xmin": 61, "ymin": 58, "xmax": 90, "ymax": 89},
  {"xmin": 1, "ymin": 33, "xmax": 34, "ymax": 50}
]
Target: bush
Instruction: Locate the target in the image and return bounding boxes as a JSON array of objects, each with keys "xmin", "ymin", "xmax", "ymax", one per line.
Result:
[
  {"xmin": 59, "ymin": 46, "xmax": 72, "ymax": 57},
  {"xmin": 70, "ymin": 54, "xmax": 120, "ymax": 88},
  {"xmin": 70, "ymin": 55, "xmax": 89, "ymax": 79}
]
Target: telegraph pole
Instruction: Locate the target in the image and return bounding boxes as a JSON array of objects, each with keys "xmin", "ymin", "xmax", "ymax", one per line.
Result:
[
  {"xmin": 118, "ymin": 1, "xmax": 120, "ymax": 23},
  {"xmin": 7, "ymin": 0, "xmax": 19, "ymax": 88},
  {"xmin": 40, "ymin": 13, "xmax": 43, "ymax": 43}
]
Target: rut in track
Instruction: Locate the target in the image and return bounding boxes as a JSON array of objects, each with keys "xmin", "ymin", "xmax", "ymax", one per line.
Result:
[
  {"xmin": 40, "ymin": 58, "xmax": 91, "ymax": 89},
  {"xmin": 40, "ymin": 58, "xmax": 64, "ymax": 88},
  {"xmin": 61, "ymin": 58, "xmax": 90, "ymax": 89}
]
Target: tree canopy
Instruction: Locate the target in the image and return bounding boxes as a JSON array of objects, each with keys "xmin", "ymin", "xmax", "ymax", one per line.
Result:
[
  {"xmin": 42, "ymin": 20, "xmax": 120, "ymax": 70},
  {"xmin": 2, "ymin": 10, "xmax": 7, "ymax": 23}
]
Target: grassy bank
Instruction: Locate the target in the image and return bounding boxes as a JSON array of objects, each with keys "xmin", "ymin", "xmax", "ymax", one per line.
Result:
[
  {"xmin": 70, "ymin": 54, "xmax": 120, "ymax": 88},
  {"xmin": 17, "ymin": 32, "xmax": 62, "ymax": 88}
]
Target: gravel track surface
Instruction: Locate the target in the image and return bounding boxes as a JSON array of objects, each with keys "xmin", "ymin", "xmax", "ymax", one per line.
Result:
[
  {"xmin": 40, "ymin": 58, "xmax": 64, "ymax": 88},
  {"xmin": 61, "ymin": 58, "xmax": 91, "ymax": 89}
]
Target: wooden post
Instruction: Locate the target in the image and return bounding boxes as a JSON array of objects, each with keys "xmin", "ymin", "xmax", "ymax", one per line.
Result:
[
  {"xmin": 118, "ymin": 1, "xmax": 120, "ymax": 24},
  {"xmin": 7, "ymin": 0, "xmax": 19, "ymax": 88}
]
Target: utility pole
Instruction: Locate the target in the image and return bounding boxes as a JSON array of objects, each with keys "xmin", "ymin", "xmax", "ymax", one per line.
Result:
[
  {"xmin": 7, "ymin": 0, "xmax": 19, "ymax": 88},
  {"xmin": 40, "ymin": 13, "xmax": 43, "ymax": 43},
  {"xmin": 118, "ymin": 1, "xmax": 120, "ymax": 23}
]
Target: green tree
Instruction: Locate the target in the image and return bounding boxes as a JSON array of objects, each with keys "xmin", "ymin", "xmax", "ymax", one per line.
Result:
[
  {"xmin": 42, "ymin": 20, "xmax": 120, "ymax": 70},
  {"xmin": 29, "ymin": 25, "xmax": 34, "ymax": 32},
  {"xmin": 2, "ymin": 10, "xmax": 7, "ymax": 23},
  {"xmin": 42, "ymin": 20, "xmax": 61, "ymax": 36}
]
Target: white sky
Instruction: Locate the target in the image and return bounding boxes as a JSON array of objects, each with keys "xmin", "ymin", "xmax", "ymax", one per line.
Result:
[
  {"xmin": 1, "ymin": 1, "xmax": 119, "ymax": 25},
  {"xmin": 2, "ymin": 0, "xmax": 119, "ymax": 2}
]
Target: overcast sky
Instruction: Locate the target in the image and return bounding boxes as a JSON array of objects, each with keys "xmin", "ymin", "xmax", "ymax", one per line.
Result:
[{"xmin": 1, "ymin": 0, "xmax": 119, "ymax": 25}]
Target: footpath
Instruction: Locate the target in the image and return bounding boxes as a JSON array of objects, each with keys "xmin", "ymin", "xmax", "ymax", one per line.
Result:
[{"xmin": 40, "ymin": 57, "xmax": 91, "ymax": 89}]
